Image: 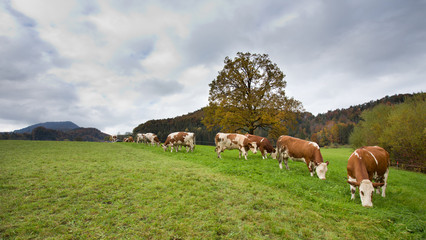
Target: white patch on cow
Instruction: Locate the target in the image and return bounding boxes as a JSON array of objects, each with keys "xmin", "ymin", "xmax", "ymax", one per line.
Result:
[
  {"xmin": 170, "ymin": 132, "xmax": 179, "ymax": 139},
  {"xmin": 309, "ymin": 141, "xmax": 320, "ymax": 149},
  {"xmin": 349, "ymin": 150, "xmax": 361, "ymax": 160},
  {"xmin": 260, "ymin": 138, "xmax": 265, "ymax": 143},
  {"xmin": 315, "ymin": 162, "xmax": 328, "ymax": 180},
  {"xmin": 359, "ymin": 179, "xmax": 374, "ymax": 207},
  {"xmin": 354, "ymin": 150, "xmax": 361, "ymax": 159},
  {"xmin": 366, "ymin": 149, "xmax": 379, "ymax": 165}
]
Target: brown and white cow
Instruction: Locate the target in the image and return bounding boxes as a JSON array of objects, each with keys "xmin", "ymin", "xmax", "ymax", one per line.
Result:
[
  {"xmin": 144, "ymin": 133, "xmax": 160, "ymax": 146},
  {"xmin": 276, "ymin": 135, "xmax": 329, "ymax": 179},
  {"xmin": 161, "ymin": 132, "xmax": 195, "ymax": 152},
  {"xmin": 124, "ymin": 136, "xmax": 134, "ymax": 142},
  {"xmin": 245, "ymin": 134, "xmax": 276, "ymax": 159},
  {"xmin": 347, "ymin": 146, "xmax": 390, "ymax": 207},
  {"xmin": 215, "ymin": 133, "xmax": 257, "ymax": 160},
  {"xmin": 136, "ymin": 133, "xmax": 147, "ymax": 144}
]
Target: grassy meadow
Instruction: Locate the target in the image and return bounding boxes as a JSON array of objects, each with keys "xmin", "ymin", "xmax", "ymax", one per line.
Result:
[{"xmin": 0, "ymin": 140, "xmax": 425, "ymax": 239}]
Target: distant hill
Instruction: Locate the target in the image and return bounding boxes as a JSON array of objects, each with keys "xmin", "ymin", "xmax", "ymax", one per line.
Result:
[
  {"xmin": 1, "ymin": 121, "xmax": 110, "ymax": 142},
  {"xmin": 30, "ymin": 127, "xmax": 110, "ymax": 142},
  {"xmin": 14, "ymin": 121, "xmax": 79, "ymax": 133}
]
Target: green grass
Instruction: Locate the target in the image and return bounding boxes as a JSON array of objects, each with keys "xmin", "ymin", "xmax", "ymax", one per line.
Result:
[{"xmin": 0, "ymin": 141, "xmax": 425, "ymax": 239}]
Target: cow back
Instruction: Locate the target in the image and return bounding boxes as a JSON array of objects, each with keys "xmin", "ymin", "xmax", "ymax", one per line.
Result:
[
  {"xmin": 215, "ymin": 133, "xmax": 247, "ymax": 149},
  {"xmin": 246, "ymin": 134, "xmax": 274, "ymax": 153},
  {"xmin": 277, "ymin": 135, "xmax": 319, "ymax": 160},
  {"xmin": 362, "ymin": 146, "xmax": 389, "ymax": 178}
]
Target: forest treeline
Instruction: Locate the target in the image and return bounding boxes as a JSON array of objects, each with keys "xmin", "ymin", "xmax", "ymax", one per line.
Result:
[
  {"xmin": 133, "ymin": 93, "xmax": 424, "ymax": 171},
  {"xmin": 133, "ymin": 93, "xmax": 415, "ymax": 145},
  {"xmin": 288, "ymin": 93, "xmax": 413, "ymax": 147}
]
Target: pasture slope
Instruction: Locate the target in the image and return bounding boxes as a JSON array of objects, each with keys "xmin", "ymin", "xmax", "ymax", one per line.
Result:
[{"xmin": 0, "ymin": 140, "xmax": 424, "ymax": 239}]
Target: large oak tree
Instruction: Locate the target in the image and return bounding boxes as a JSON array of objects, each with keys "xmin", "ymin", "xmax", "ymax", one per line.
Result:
[{"xmin": 203, "ymin": 52, "xmax": 303, "ymax": 139}]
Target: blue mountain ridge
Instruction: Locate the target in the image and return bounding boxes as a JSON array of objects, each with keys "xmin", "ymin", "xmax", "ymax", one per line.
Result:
[{"xmin": 14, "ymin": 121, "xmax": 80, "ymax": 133}]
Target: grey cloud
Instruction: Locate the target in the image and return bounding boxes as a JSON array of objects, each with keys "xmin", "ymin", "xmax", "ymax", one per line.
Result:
[
  {"xmin": 0, "ymin": 3, "xmax": 70, "ymax": 82},
  {"xmin": 109, "ymin": 37, "xmax": 156, "ymax": 75},
  {"xmin": 0, "ymin": 76, "xmax": 78, "ymax": 124},
  {"xmin": 0, "ymin": 34, "xmax": 68, "ymax": 81},
  {"xmin": 265, "ymin": 1, "xmax": 426, "ymax": 77},
  {"xmin": 182, "ymin": 1, "xmax": 299, "ymax": 67},
  {"xmin": 136, "ymin": 78, "xmax": 184, "ymax": 98}
]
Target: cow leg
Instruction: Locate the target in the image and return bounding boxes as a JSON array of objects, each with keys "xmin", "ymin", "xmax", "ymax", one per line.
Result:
[
  {"xmin": 281, "ymin": 149, "xmax": 290, "ymax": 170},
  {"xmin": 375, "ymin": 187, "xmax": 381, "ymax": 195},
  {"xmin": 278, "ymin": 154, "xmax": 289, "ymax": 170},
  {"xmin": 348, "ymin": 176, "xmax": 357, "ymax": 200},
  {"xmin": 262, "ymin": 150, "xmax": 267, "ymax": 159},
  {"xmin": 381, "ymin": 169, "xmax": 389, "ymax": 197},
  {"xmin": 243, "ymin": 150, "xmax": 248, "ymax": 160},
  {"xmin": 278, "ymin": 154, "xmax": 290, "ymax": 170},
  {"xmin": 350, "ymin": 185, "xmax": 356, "ymax": 200},
  {"xmin": 308, "ymin": 161, "xmax": 315, "ymax": 177},
  {"xmin": 216, "ymin": 147, "xmax": 222, "ymax": 158},
  {"xmin": 278, "ymin": 153, "xmax": 283, "ymax": 169},
  {"xmin": 284, "ymin": 157, "xmax": 289, "ymax": 170}
]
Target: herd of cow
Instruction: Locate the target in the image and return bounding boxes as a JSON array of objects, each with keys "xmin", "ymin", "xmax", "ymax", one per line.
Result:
[{"xmin": 115, "ymin": 131, "xmax": 390, "ymax": 207}]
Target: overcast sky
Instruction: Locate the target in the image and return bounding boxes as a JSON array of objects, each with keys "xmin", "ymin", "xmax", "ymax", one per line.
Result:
[{"xmin": 1, "ymin": 0, "xmax": 425, "ymax": 135}]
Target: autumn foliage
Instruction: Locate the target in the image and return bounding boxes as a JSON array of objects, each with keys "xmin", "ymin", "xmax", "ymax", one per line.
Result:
[
  {"xmin": 203, "ymin": 52, "xmax": 303, "ymax": 139},
  {"xmin": 349, "ymin": 93, "xmax": 425, "ymax": 171}
]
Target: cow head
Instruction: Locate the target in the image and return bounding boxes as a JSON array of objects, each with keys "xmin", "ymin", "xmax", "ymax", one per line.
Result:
[
  {"xmin": 347, "ymin": 180, "xmax": 374, "ymax": 207},
  {"xmin": 347, "ymin": 179, "xmax": 385, "ymax": 207},
  {"xmin": 249, "ymin": 142, "xmax": 257, "ymax": 154},
  {"xmin": 161, "ymin": 144, "xmax": 167, "ymax": 152},
  {"xmin": 315, "ymin": 161, "xmax": 329, "ymax": 180}
]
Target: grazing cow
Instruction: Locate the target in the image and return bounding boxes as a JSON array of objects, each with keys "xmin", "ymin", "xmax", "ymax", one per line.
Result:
[
  {"xmin": 124, "ymin": 136, "xmax": 134, "ymax": 142},
  {"xmin": 347, "ymin": 146, "xmax": 390, "ymax": 207},
  {"xmin": 144, "ymin": 133, "xmax": 160, "ymax": 146},
  {"xmin": 161, "ymin": 132, "xmax": 195, "ymax": 152},
  {"xmin": 215, "ymin": 133, "xmax": 257, "ymax": 160},
  {"xmin": 245, "ymin": 134, "xmax": 276, "ymax": 159},
  {"xmin": 136, "ymin": 133, "xmax": 147, "ymax": 144},
  {"xmin": 276, "ymin": 135, "xmax": 329, "ymax": 179}
]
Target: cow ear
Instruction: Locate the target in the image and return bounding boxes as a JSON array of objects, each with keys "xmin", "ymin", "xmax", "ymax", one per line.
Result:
[
  {"xmin": 347, "ymin": 180, "xmax": 360, "ymax": 186},
  {"xmin": 372, "ymin": 182, "xmax": 385, "ymax": 187},
  {"xmin": 326, "ymin": 161, "xmax": 329, "ymax": 165}
]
